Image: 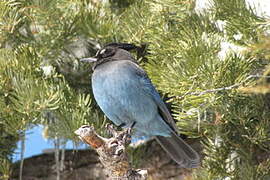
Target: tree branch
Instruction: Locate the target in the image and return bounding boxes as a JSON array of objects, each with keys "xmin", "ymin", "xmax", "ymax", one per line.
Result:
[
  {"xmin": 74, "ymin": 125, "xmax": 147, "ymax": 180},
  {"xmin": 180, "ymin": 75, "xmax": 270, "ymax": 97}
]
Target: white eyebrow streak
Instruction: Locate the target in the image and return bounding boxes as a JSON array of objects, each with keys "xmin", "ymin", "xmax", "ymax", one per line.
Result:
[{"xmin": 99, "ymin": 49, "xmax": 106, "ymax": 54}]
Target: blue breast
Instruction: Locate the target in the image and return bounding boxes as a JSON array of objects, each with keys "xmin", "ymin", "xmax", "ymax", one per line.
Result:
[{"xmin": 91, "ymin": 60, "xmax": 171, "ymax": 137}]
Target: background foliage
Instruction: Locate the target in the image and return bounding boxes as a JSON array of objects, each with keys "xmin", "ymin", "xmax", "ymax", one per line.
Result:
[{"xmin": 0, "ymin": 0, "xmax": 270, "ymax": 179}]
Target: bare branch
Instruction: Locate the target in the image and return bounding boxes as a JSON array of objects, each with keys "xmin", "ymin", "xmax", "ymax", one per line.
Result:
[
  {"xmin": 75, "ymin": 125, "xmax": 147, "ymax": 180},
  {"xmin": 180, "ymin": 75, "xmax": 270, "ymax": 97}
]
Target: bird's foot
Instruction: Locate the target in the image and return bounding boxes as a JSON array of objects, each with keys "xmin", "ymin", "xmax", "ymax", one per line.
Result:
[
  {"xmin": 105, "ymin": 122, "xmax": 136, "ymax": 146},
  {"xmin": 118, "ymin": 122, "xmax": 136, "ymax": 146},
  {"xmin": 105, "ymin": 123, "xmax": 128, "ymax": 137},
  {"xmin": 105, "ymin": 123, "xmax": 119, "ymax": 137}
]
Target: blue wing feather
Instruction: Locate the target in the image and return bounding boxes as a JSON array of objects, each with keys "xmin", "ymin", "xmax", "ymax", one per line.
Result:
[{"xmin": 135, "ymin": 64, "xmax": 178, "ymax": 131}]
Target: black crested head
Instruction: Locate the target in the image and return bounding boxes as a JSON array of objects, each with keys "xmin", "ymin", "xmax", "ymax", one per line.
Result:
[
  {"xmin": 95, "ymin": 46, "xmax": 117, "ymax": 59},
  {"xmin": 94, "ymin": 43, "xmax": 137, "ymax": 60},
  {"xmin": 81, "ymin": 43, "xmax": 137, "ymax": 70},
  {"xmin": 81, "ymin": 43, "xmax": 139, "ymax": 70},
  {"xmin": 104, "ymin": 42, "xmax": 148, "ymax": 63},
  {"xmin": 104, "ymin": 43, "xmax": 138, "ymax": 51}
]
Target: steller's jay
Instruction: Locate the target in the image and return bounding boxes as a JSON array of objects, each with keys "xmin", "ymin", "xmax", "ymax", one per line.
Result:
[{"xmin": 81, "ymin": 43, "xmax": 200, "ymax": 168}]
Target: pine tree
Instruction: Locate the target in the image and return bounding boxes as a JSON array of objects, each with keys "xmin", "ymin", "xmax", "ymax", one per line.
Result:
[{"xmin": 0, "ymin": 0, "xmax": 270, "ymax": 179}]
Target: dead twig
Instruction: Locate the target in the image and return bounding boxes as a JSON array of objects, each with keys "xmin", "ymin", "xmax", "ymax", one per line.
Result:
[
  {"xmin": 180, "ymin": 75, "xmax": 270, "ymax": 98},
  {"xmin": 74, "ymin": 125, "xmax": 147, "ymax": 180}
]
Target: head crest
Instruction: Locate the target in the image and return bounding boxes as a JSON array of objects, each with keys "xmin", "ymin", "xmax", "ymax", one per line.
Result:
[{"xmin": 104, "ymin": 43, "xmax": 138, "ymax": 51}]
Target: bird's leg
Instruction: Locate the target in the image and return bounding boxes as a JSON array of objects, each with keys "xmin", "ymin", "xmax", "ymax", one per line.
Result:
[
  {"xmin": 106, "ymin": 122, "xmax": 136, "ymax": 148},
  {"xmin": 120, "ymin": 121, "xmax": 137, "ymax": 146},
  {"xmin": 130, "ymin": 121, "xmax": 136, "ymax": 129},
  {"xmin": 106, "ymin": 123, "xmax": 127, "ymax": 137},
  {"xmin": 107, "ymin": 123, "xmax": 131, "ymax": 156},
  {"xmin": 105, "ymin": 123, "xmax": 130, "ymax": 150},
  {"xmin": 104, "ymin": 124, "xmax": 122, "ymax": 150},
  {"xmin": 105, "ymin": 123, "xmax": 119, "ymax": 137},
  {"xmin": 125, "ymin": 121, "xmax": 136, "ymax": 135}
]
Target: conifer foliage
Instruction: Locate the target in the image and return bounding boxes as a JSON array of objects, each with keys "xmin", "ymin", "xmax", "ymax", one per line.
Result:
[{"xmin": 0, "ymin": 0, "xmax": 270, "ymax": 179}]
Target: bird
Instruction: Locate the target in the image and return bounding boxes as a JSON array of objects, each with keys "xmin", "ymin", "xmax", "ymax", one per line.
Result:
[{"xmin": 81, "ymin": 43, "xmax": 200, "ymax": 168}]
